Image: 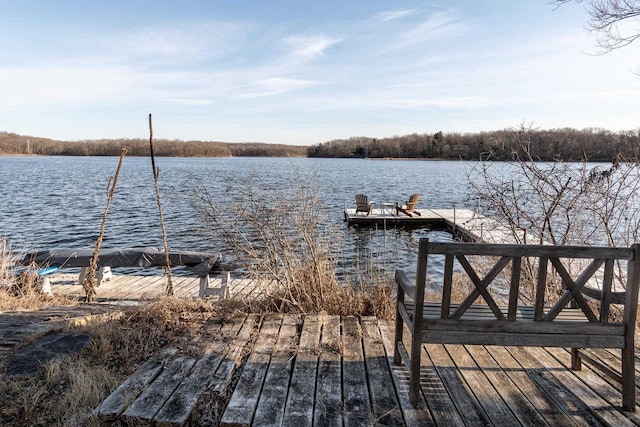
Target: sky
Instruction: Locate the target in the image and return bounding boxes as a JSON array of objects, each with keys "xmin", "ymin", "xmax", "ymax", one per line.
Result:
[{"xmin": 1, "ymin": 1, "xmax": 639, "ymax": 146}]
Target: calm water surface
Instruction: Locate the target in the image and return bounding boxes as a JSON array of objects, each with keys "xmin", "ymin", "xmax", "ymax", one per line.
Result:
[{"xmin": 0, "ymin": 156, "xmax": 485, "ymax": 277}]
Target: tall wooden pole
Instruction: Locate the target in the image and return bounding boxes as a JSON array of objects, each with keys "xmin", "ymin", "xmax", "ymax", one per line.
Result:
[
  {"xmin": 149, "ymin": 114, "xmax": 174, "ymax": 295},
  {"xmin": 84, "ymin": 148, "xmax": 127, "ymax": 302}
]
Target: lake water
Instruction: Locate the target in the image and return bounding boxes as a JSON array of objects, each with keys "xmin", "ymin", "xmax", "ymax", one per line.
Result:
[{"xmin": 0, "ymin": 156, "xmax": 484, "ymax": 277}]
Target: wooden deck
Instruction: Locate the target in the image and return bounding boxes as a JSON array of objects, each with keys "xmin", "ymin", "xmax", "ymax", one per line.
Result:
[
  {"xmin": 94, "ymin": 313, "xmax": 640, "ymax": 426},
  {"xmin": 46, "ymin": 272, "xmax": 261, "ymax": 302}
]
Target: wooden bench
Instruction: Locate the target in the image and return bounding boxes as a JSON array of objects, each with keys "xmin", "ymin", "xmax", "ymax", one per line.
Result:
[{"xmin": 394, "ymin": 239, "xmax": 640, "ymax": 410}]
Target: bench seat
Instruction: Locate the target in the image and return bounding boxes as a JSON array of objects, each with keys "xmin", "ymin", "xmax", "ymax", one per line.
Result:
[{"xmin": 401, "ymin": 302, "xmax": 625, "ymax": 347}]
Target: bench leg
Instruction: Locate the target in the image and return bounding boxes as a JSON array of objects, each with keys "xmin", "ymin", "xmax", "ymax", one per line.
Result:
[
  {"xmin": 394, "ymin": 306, "xmax": 404, "ymax": 365},
  {"xmin": 96, "ymin": 267, "xmax": 111, "ymax": 287},
  {"xmin": 199, "ymin": 276, "xmax": 208, "ymax": 298},
  {"xmin": 42, "ymin": 277, "xmax": 52, "ymax": 295},
  {"xmin": 571, "ymin": 348, "xmax": 582, "ymax": 371},
  {"xmin": 409, "ymin": 333, "xmax": 422, "ymax": 406},
  {"xmin": 622, "ymin": 345, "xmax": 636, "ymax": 411}
]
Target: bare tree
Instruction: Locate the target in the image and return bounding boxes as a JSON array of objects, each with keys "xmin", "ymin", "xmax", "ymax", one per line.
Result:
[{"xmin": 554, "ymin": 0, "xmax": 640, "ymax": 52}]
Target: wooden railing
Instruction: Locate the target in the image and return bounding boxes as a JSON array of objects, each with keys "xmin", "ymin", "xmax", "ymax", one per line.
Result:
[{"xmin": 394, "ymin": 239, "xmax": 640, "ymax": 410}]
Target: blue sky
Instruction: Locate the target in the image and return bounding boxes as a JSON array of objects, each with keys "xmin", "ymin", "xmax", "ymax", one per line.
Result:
[{"xmin": 1, "ymin": 1, "xmax": 639, "ymax": 145}]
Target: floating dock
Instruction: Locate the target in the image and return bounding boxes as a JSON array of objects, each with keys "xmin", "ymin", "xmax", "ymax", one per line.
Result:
[
  {"xmin": 345, "ymin": 207, "xmax": 515, "ymax": 243},
  {"xmin": 344, "ymin": 207, "xmax": 440, "ymax": 227}
]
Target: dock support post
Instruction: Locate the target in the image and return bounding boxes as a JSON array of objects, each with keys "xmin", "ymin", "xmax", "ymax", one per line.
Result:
[
  {"xmin": 198, "ymin": 271, "xmax": 231, "ymax": 299},
  {"xmin": 79, "ymin": 266, "xmax": 112, "ymax": 287}
]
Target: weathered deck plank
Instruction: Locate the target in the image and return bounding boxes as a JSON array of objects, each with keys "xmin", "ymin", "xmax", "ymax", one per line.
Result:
[
  {"xmin": 509, "ymin": 346, "xmax": 609, "ymax": 426},
  {"xmin": 121, "ymin": 355, "xmax": 196, "ymax": 423},
  {"xmin": 313, "ymin": 314, "xmax": 343, "ymax": 427},
  {"xmin": 94, "ymin": 347, "xmax": 178, "ymax": 422},
  {"xmin": 252, "ymin": 315, "xmax": 300, "ymax": 427},
  {"xmin": 545, "ymin": 347, "xmax": 640, "ymax": 425},
  {"xmin": 465, "ymin": 344, "xmax": 549, "ymax": 425},
  {"xmin": 342, "ymin": 315, "xmax": 373, "ymax": 427},
  {"xmin": 220, "ymin": 315, "xmax": 280, "ymax": 427},
  {"xmin": 209, "ymin": 314, "xmax": 257, "ymax": 394},
  {"xmin": 528, "ymin": 346, "xmax": 635, "ymax": 426},
  {"xmin": 484, "ymin": 345, "xmax": 577, "ymax": 427},
  {"xmin": 361, "ymin": 316, "xmax": 404, "ymax": 426},
  {"xmin": 47, "ymin": 273, "xmax": 259, "ymax": 301},
  {"xmin": 281, "ymin": 314, "xmax": 322, "ymax": 426},
  {"xmin": 445, "ymin": 343, "xmax": 520, "ymax": 425},
  {"xmin": 152, "ymin": 318, "xmax": 239, "ymax": 426},
  {"xmin": 425, "ymin": 208, "xmax": 514, "ymax": 243},
  {"xmin": 425, "ymin": 343, "xmax": 491, "ymax": 426}
]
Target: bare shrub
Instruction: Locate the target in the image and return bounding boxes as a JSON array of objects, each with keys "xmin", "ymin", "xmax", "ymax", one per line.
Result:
[
  {"xmin": 469, "ymin": 123, "xmax": 640, "ymax": 300},
  {"xmin": 197, "ymin": 168, "xmax": 394, "ymax": 318}
]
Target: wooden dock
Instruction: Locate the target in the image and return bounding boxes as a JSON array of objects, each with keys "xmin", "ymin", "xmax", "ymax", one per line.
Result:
[
  {"xmin": 344, "ymin": 207, "xmax": 443, "ymax": 227},
  {"xmin": 94, "ymin": 313, "xmax": 640, "ymax": 426},
  {"xmin": 46, "ymin": 273, "xmax": 261, "ymax": 302},
  {"xmin": 344, "ymin": 207, "xmax": 515, "ymax": 242}
]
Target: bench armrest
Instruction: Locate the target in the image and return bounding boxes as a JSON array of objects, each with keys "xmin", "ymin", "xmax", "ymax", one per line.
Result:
[{"xmin": 395, "ymin": 270, "xmax": 415, "ymax": 300}]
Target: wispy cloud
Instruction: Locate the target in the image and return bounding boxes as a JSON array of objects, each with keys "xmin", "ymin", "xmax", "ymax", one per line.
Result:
[
  {"xmin": 374, "ymin": 9, "xmax": 416, "ymax": 23},
  {"xmin": 0, "ymin": 66, "xmax": 135, "ymax": 110},
  {"xmin": 106, "ymin": 21, "xmax": 251, "ymax": 63},
  {"xmin": 236, "ymin": 77, "xmax": 321, "ymax": 99},
  {"xmin": 283, "ymin": 35, "xmax": 342, "ymax": 59},
  {"xmin": 398, "ymin": 10, "xmax": 469, "ymax": 46}
]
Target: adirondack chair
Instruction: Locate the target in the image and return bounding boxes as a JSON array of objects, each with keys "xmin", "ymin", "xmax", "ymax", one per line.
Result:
[
  {"xmin": 397, "ymin": 194, "xmax": 421, "ymax": 217},
  {"xmin": 355, "ymin": 194, "xmax": 374, "ymax": 215}
]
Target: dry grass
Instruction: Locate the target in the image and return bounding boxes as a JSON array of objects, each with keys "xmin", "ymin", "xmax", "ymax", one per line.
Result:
[
  {"xmin": 0, "ymin": 239, "xmax": 78, "ymax": 311},
  {"xmin": 0, "ymin": 273, "xmax": 78, "ymax": 312},
  {"xmin": 250, "ymin": 278, "xmax": 395, "ymax": 319},
  {"xmin": 0, "ymin": 297, "xmax": 234, "ymax": 426}
]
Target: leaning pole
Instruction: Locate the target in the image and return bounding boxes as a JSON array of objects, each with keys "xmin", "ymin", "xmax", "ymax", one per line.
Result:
[
  {"xmin": 148, "ymin": 114, "xmax": 174, "ymax": 296},
  {"xmin": 84, "ymin": 148, "xmax": 128, "ymax": 302}
]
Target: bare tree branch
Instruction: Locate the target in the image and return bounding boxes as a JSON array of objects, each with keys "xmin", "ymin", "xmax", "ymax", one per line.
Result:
[{"xmin": 552, "ymin": 0, "xmax": 640, "ymax": 52}]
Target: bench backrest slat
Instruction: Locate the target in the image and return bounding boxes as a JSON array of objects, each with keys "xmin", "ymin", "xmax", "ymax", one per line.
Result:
[
  {"xmin": 534, "ymin": 257, "xmax": 548, "ymax": 321},
  {"xmin": 544, "ymin": 258, "xmax": 602, "ymax": 322},
  {"xmin": 624, "ymin": 244, "xmax": 640, "ymax": 333},
  {"xmin": 507, "ymin": 257, "xmax": 521, "ymax": 321},
  {"xmin": 600, "ymin": 259, "xmax": 614, "ymax": 322},
  {"xmin": 441, "ymin": 254, "xmax": 454, "ymax": 319},
  {"xmin": 425, "ymin": 242, "xmax": 634, "ymax": 260}
]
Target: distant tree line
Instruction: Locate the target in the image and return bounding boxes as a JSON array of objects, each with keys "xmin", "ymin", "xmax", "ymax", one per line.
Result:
[
  {"xmin": 4, "ymin": 127, "xmax": 640, "ymax": 161},
  {"xmin": 0, "ymin": 132, "xmax": 307, "ymax": 157},
  {"xmin": 307, "ymin": 128, "xmax": 640, "ymax": 161}
]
